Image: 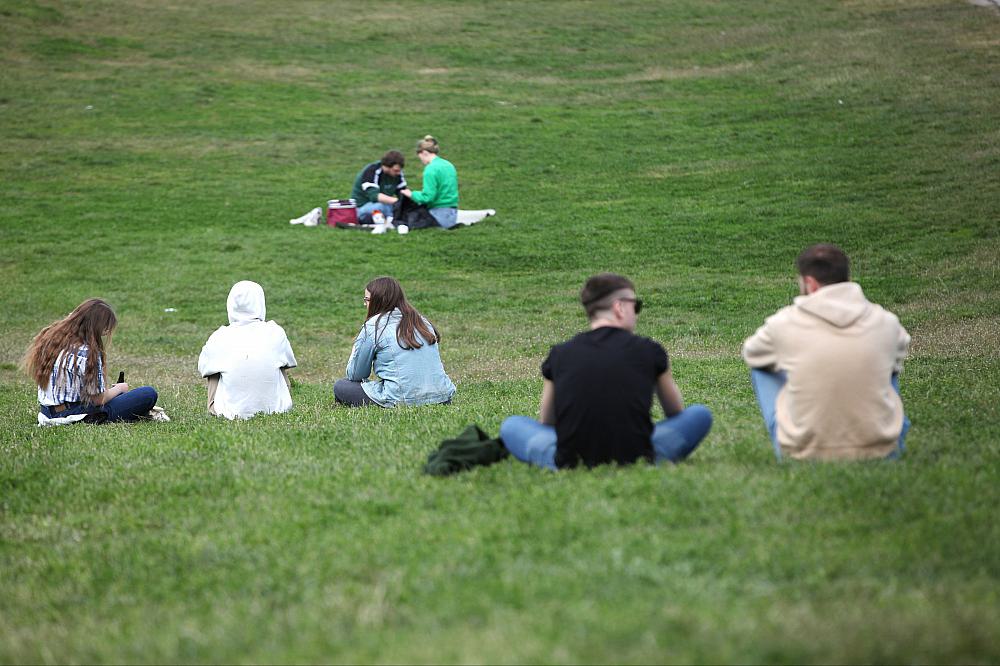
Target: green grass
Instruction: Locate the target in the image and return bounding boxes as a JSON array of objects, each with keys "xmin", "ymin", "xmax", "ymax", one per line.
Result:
[{"xmin": 2, "ymin": 0, "xmax": 999, "ymax": 662}]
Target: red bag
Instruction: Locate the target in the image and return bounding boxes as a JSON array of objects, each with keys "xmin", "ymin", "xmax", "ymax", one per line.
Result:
[{"xmin": 327, "ymin": 199, "xmax": 358, "ymax": 227}]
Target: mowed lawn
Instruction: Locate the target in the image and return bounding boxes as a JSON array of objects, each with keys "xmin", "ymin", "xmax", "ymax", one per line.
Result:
[{"xmin": 1, "ymin": 0, "xmax": 999, "ymax": 662}]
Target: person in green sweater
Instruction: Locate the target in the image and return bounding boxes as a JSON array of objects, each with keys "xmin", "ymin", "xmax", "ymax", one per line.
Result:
[{"xmin": 400, "ymin": 135, "xmax": 460, "ymax": 229}]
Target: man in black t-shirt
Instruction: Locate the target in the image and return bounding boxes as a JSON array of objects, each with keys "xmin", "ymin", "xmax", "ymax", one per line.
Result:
[{"xmin": 500, "ymin": 273, "xmax": 712, "ymax": 469}]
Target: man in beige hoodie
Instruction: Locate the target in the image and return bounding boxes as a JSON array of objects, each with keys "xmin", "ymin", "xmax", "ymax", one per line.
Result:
[{"xmin": 741, "ymin": 244, "xmax": 911, "ymax": 461}]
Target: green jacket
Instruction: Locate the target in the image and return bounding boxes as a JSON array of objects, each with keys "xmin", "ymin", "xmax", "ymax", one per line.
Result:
[
  {"xmin": 410, "ymin": 156, "xmax": 459, "ymax": 208},
  {"xmin": 350, "ymin": 162, "xmax": 407, "ymax": 205},
  {"xmin": 424, "ymin": 424, "xmax": 508, "ymax": 476}
]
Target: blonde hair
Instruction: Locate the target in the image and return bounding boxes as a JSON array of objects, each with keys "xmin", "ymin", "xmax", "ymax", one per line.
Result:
[{"xmin": 416, "ymin": 135, "xmax": 440, "ymax": 154}]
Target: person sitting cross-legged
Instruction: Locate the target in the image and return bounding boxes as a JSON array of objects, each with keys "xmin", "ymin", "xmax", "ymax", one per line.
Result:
[
  {"xmin": 500, "ymin": 273, "xmax": 713, "ymax": 470},
  {"xmin": 398, "ymin": 135, "xmax": 459, "ymax": 229},
  {"xmin": 25, "ymin": 298, "xmax": 161, "ymax": 424},
  {"xmin": 350, "ymin": 150, "xmax": 408, "ymax": 224},
  {"xmin": 741, "ymin": 243, "xmax": 911, "ymax": 461},
  {"xmin": 198, "ymin": 281, "xmax": 298, "ymax": 420},
  {"xmin": 334, "ymin": 276, "xmax": 456, "ymax": 408}
]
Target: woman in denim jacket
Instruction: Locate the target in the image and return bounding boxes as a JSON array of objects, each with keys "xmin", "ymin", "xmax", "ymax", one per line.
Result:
[{"xmin": 334, "ymin": 277, "xmax": 456, "ymax": 407}]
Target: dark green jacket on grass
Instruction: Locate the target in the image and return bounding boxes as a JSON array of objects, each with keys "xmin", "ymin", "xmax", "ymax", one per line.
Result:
[{"xmin": 424, "ymin": 425, "xmax": 508, "ymax": 476}]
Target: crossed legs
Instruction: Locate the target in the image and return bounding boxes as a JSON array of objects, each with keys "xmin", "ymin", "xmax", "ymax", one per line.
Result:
[{"xmin": 500, "ymin": 405, "xmax": 713, "ymax": 470}]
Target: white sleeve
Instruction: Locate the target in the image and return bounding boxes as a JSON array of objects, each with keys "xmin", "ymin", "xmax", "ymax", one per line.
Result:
[
  {"xmin": 273, "ymin": 324, "xmax": 297, "ymax": 369},
  {"xmin": 198, "ymin": 328, "xmax": 228, "ymax": 377}
]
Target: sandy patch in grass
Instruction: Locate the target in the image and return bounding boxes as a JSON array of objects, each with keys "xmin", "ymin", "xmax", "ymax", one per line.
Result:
[
  {"xmin": 446, "ymin": 338, "xmax": 737, "ymax": 383},
  {"xmin": 957, "ymin": 35, "xmax": 1000, "ymax": 50},
  {"xmin": 646, "ymin": 159, "xmax": 751, "ymax": 179},
  {"xmin": 447, "ymin": 352, "xmax": 541, "ymax": 383},
  {"xmin": 210, "ymin": 59, "xmax": 327, "ymax": 84},
  {"xmin": 910, "ymin": 316, "xmax": 1000, "ymax": 359},
  {"xmin": 967, "ymin": 0, "xmax": 1000, "ymax": 12},
  {"xmin": 623, "ymin": 63, "xmax": 752, "ymax": 83},
  {"xmin": 903, "ymin": 241, "xmax": 999, "ymax": 359},
  {"xmin": 474, "ymin": 62, "xmax": 752, "ymax": 89}
]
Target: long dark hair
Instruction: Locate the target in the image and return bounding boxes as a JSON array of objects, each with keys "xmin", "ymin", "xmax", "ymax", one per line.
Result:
[
  {"xmin": 22, "ymin": 298, "xmax": 117, "ymax": 399},
  {"xmin": 365, "ymin": 277, "xmax": 439, "ymax": 349}
]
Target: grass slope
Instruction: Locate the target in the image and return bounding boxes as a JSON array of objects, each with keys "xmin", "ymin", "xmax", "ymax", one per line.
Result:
[{"xmin": 1, "ymin": 0, "xmax": 999, "ymax": 662}]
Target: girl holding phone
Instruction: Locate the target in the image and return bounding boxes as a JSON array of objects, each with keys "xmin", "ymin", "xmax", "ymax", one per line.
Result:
[{"xmin": 24, "ymin": 298, "xmax": 160, "ymax": 423}]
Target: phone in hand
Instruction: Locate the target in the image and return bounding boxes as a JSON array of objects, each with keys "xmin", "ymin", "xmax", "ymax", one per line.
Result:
[{"xmin": 117, "ymin": 371, "xmax": 125, "ymax": 384}]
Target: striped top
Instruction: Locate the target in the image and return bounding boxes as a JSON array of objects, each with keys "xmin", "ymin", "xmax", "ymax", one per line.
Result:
[{"xmin": 37, "ymin": 344, "xmax": 105, "ymax": 406}]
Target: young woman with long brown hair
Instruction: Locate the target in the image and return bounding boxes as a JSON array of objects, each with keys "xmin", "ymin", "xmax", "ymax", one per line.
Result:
[
  {"xmin": 23, "ymin": 298, "xmax": 160, "ymax": 423},
  {"xmin": 334, "ymin": 277, "xmax": 455, "ymax": 407}
]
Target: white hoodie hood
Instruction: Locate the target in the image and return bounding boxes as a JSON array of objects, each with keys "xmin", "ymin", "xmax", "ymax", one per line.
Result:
[
  {"xmin": 793, "ymin": 281, "xmax": 871, "ymax": 328},
  {"xmin": 227, "ymin": 280, "xmax": 266, "ymax": 326}
]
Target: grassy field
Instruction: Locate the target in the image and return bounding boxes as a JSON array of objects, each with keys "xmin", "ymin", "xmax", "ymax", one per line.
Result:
[{"xmin": 2, "ymin": 0, "xmax": 999, "ymax": 662}]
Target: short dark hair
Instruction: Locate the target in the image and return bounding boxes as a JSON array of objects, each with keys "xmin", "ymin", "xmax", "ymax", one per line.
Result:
[
  {"xmin": 580, "ymin": 273, "xmax": 635, "ymax": 319},
  {"xmin": 381, "ymin": 150, "xmax": 405, "ymax": 168},
  {"xmin": 796, "ymin": 243, "xmax": 850, "ymax": 285}
]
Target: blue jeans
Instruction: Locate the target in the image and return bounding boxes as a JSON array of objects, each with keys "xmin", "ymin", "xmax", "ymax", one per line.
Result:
[
  {"xmin": 429, "ymin": 207, "xmax": 458, "ymax": 229},
  {"xmin": 499, "ymin": 405, "xmax": 713, "ymax": 470},
  {"xmin": 749, "ymin": 369, "xmax": 909, "ymax": 460},
  {"xmin": 356, "ymin": 201, "xmax": 394, "ymax": 224},
  {"xmin": 40, "ymin": 386, "xmax": 158, "ymax": 423}
]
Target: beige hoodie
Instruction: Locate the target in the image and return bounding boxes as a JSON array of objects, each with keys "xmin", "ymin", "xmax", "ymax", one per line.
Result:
[{"xmin": 742, "ymin": 282, "xmax": 910, "ymax": 460}]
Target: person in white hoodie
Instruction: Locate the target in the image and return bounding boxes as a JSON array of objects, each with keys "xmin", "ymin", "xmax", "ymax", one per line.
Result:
[
  {"xmin": 741, "ymin": 244, "xmax": 911, "ymax": 461},
  {"xmin": 198, "ymin": 281, "xmax": 298, "ymax": 420}
]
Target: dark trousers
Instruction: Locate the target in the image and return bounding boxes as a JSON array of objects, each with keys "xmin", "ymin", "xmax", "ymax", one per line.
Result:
[
  {"xmin": 41, "ymin": 386, "xmax": 158, "ymax": 423},
  {"xmin": 333, "ymin": 379, "xmax": 378, "ymax": 407}
]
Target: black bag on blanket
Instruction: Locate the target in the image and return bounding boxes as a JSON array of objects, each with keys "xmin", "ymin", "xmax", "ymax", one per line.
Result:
[{"xmin": 392, "ymin": 196, "xmax": 439, "ymax": 230}]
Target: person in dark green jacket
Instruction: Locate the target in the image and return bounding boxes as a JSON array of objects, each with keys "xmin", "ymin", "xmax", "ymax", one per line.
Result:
[
  {"xmin": 400, "ymin": 135, "xmax": 460, "ymax": 229},
  {"xmin": 350, "ymin": 150, "xmax": 408, "ymax": 224}
]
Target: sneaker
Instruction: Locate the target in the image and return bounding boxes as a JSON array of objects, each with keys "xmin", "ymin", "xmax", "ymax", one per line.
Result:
[
  {"xmin": 149, "ymin": 406, "xmax": 171, "ymax": 422},
  {"xmin": 371, "ymin": 223, "xmax": 387, "ymax": 234}
]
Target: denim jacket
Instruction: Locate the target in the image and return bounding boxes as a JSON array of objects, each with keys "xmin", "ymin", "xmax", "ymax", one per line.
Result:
[{"xmin": 346, "ymin": 309, "xmax": 456, "ymax": 407}]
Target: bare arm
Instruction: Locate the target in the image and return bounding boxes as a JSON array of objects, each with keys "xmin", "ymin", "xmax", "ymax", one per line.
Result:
[
  {"xmin": 655, "ymin": 370, "xmax": 684, "ymax": 417},
  {"xmin": 539, "ymin": 379, "xmax": 556, "ymax": 425},
  {"xmin": 93, "ymin": 382, "xmax": 129, "ymax": 406},
  {"xmin": 377, "ymin": 192, "xmax": 398, "ymax": 204}
]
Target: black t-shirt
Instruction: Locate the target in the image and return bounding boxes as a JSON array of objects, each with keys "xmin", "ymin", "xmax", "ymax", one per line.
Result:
[{"xmin": 541, "ymin": 326, "xmax": 669, "ymax": 469}]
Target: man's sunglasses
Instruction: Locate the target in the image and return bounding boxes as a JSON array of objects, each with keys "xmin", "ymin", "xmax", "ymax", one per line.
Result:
[{"xmin": 618, "ymin": 297, "xmax": 643, "ymax": 314}]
